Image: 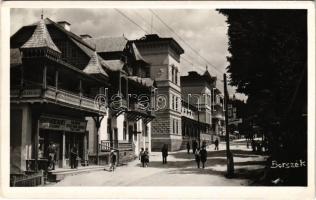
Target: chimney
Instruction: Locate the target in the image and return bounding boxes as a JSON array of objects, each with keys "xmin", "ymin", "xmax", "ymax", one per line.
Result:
[
  {"xmin": 80, "ymin": 34, "xmax": 92, "ymax": 40},
  {"xmin": 57, "ymin": 21, "xmax": 71, "ymax": 31}
]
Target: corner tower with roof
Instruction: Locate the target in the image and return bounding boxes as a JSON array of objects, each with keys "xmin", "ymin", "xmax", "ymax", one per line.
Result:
[{"xmin": 133, "ymin": 34, "xmax": 184, "ymax": 151}]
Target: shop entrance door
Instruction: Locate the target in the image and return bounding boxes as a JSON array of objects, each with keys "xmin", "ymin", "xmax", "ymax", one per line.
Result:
[
  {"xmin": 39, "ymin": 130, "xmax": 62, "ymax": 169},
  {"xmin": 65, "ymin": 132, "xmax": 84, "ymax": 167}
]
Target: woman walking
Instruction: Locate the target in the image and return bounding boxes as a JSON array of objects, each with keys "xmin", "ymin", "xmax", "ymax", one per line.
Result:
[
  {"xmin": 200, "ymin": 146, "xmax": 208, "ymax": 169},
  {"xmin": 144, "ymin": 148, "xmax": 149, "ymax": 167},
  {"xmin": 139, "ymin": 148, "xmax": 145, "ymax": 167},
  {"xmin": 195, "ymin": 147, "xmax": 201, "ymax": 168}
]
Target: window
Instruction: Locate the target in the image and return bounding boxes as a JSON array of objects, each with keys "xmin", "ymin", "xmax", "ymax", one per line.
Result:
[
  {"xmin": 175, "ymin": 97, "xmax": 178, "ymax": 111},
  {"xmin": 172, "ymin": 95, "xmax": 174, "ymax": 110},
  {"xmin": 171, "ymin": 67, "xmax": 174, "ymax": 82},
  {"xmin": 123, "ymin": 121, "xmax": 127, "ymax": 140},
  {"xmin": 145, "ymin": 125, "xmax": 148, "ymax": 137},
  {"xmin": 176, "ymin": 119, "xmax": 178, "ymax": 134},
  {"xmin": 175, "ymin": 69, "xmax": 178, "ymax": 85}
]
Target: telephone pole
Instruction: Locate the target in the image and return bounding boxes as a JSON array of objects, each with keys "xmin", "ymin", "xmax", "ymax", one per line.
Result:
[{"xmin": 224, "ymin": 73, "xmax": 234, "ymax": 178}]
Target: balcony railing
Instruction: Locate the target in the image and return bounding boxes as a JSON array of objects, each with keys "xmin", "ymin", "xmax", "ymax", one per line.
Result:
[
  {"xmin": 100, "ymin": 140, "xmax": 133, "ymax": 152},
  {"xmin": 11, "ymin": 85, "xmax": 106, "ymax": 114},
  {"xmin": 129, "ymin": 102, "xmax": 148, "ymax": 115}
]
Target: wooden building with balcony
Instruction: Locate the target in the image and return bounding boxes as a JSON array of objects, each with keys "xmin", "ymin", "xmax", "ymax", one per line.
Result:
[
  {"xmin": 10, "ymin": 17, "xmax": 109, "ymax": 174},
  {"xmin": 84, "ymin": 36, "xmax": 156, "ymax": 159}
]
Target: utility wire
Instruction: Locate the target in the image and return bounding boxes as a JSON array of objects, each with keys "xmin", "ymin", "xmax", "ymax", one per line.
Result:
[
  {"xmin": 115, "ymin": 9, "xmax": 149, "ymax": 34},
  {"xmin": 149, "ymin": 9, "xmax": 225, "ymax": 76},
  {"xmin": 130, "ymin": 10, "xmax": 198, "ymax": 65},
  {"xmin": 117, "ymin": 9, "xmax": 225, "ymax": 81}
]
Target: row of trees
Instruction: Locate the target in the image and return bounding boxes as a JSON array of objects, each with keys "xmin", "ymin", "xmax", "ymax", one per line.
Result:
[{"xmin": 219, "ymin": 9, "xmax": 307, "ymax": 186}]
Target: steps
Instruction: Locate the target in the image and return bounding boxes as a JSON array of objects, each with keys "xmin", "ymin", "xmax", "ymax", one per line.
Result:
[{"xmin": 48, "ymin": 165, "xmax": 105, "ymax": 182}]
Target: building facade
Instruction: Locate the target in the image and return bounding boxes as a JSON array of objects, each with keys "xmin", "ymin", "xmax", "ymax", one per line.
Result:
[
  {"xmin": 133, "ymin": 34, "xmax": 185, "ymax": 151},
  {"xmin": 84, "ymin": 36, "xmax": 156, "ymax": 160},
  {"xmin": 181, "ymin": 68, "xmax": 225, "ymax": 143}
]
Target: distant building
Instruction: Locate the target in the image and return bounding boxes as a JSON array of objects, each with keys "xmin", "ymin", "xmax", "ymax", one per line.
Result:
[
  {"xmin": 181, "ymin": 67, "xmax": 225, "ymax": 142},
  {"xmin": 133, "ymin": 34, "xmax": 184, "ymax": 151}
]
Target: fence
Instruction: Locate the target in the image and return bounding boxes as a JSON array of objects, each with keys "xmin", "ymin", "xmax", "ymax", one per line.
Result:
[{"xmin": 10, "ymin": 170, "xmax": 45, "ymax": 187}]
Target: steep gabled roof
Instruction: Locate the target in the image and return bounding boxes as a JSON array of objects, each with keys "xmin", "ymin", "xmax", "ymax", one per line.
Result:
[
  {"xmin": 20, "ymin": 19, "xmax": 61, "ymax": 53},
  {"xmin": 131, "ymin": 42, "xmax": 149, "ymax": 64},
  {"xmin": 100, "ymin": 59, "xmax": 125, "ymax": 72},
  {"xmin": 84, "ymin": 36, "xmax": 128, "ymax": 53},
  {"xmin": 83, "ymin": 51, "xmax": 108, "ymax": 78}
]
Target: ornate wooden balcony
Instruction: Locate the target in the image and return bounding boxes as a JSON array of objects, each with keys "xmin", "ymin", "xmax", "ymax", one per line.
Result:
[
  {"xmin": 212, "ymin": 109, "xmax": 225, "ymax": 120},
  {"xmin": 11, "ymin": 85, "xmax": 107, "ymax": 115},
  {"xmin": 126, "ymin": 102, "xmax": 155, "ymax": 123}
]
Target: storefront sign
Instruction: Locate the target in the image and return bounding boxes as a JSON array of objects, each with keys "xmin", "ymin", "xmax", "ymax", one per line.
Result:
[{"xmin": 39, "ymin": 117, "xmax": 87, "ymax": 133}]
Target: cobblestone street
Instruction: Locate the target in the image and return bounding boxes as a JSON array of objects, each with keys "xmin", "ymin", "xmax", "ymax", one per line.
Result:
[{"xmin": 50, "ymin": 141, "xmax": 267, "ymax": 186}]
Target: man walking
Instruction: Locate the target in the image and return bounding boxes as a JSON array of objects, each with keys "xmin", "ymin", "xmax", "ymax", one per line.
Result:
[
  {"xmin": 192, "ymin": 140, "xmax": 197, "ymax": 154},
  {"xmin": 161, "ymin": 144, "xmax": 168, "ymax": 164},
  {"xmin": 214, "ymin": 139, "xmax": 219, "ymax": 151},
  {"xmin": 186, "ymin": 141, "xmax": 191, "ymax": 154},
  {"xmin": 108, "ymin": 150, "xmax": 117, "ymax": 172}
]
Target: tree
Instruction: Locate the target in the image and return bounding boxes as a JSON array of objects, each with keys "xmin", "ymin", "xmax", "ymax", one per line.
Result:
[{"xmin": 218, "ymin": 9, "xmax": 307, "ymax": 186}]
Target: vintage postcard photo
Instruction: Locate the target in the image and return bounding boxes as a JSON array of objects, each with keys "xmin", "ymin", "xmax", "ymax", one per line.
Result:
[{"xmin": 0, "ymin": 1, "xmax": 315, "ymax": 199}]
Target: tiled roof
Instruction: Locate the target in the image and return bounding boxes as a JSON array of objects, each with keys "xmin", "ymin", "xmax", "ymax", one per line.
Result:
[
  {"xmin": 10, "ymin": 48, "xmax": 22, "ymax": 67},
  {"xmin": 84, "ymin": 36, "xmax": 128, "ymax": 53},
  {"xmin": 21, "ymin": 19, "xmax": 61, "ymax": 53},
  {"xmin": 100, "ymin": 59, "xmax": 125, "ymax": 72},
  {"xmin": 83, "ymin": 51, "xmax": 108, "ymax": 77}
]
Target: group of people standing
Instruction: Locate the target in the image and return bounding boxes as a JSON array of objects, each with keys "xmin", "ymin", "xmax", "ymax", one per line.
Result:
[{"xmin": 139, "ymin": 148, "xmax": 150, "ymax": 167}]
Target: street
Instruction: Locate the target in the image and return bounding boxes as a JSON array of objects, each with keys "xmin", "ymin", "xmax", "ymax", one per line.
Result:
[{"xmin": 50, "ymin": 140, "xmax": 267, "ymax": 186}]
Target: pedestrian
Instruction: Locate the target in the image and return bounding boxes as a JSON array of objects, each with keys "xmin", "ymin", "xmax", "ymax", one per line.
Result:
[
  {"xmin": 186, "ymin": 141, "xmax": 190, "ymax": 154},
  {"xmin": 139, "ymin": 148, "xmax": 145, "ymax": 167},
  {"xmin": 48, "ymin": 142, "xmax": 56, "ymax": 170},
  {"xmin": 195, "ymin": 147, "xmax": 201, "ymax": 168},
  {"xmin": 214, "ymin": 139, "xmax": 219, "ymax": 151},
  {"xmin": 108, "ymin": 150, "xmax": 117, "ymax": 172},
  {"xmin": 200, "ymin": 146, "xmax": 208, "ymax": 169},
  {"xmin": 144, "ymin": 148, "xmax": 149, "ymax": 167},
  {"xmin": 161, "ymin": 144, "xmax": 168, "ymax": 164},
  {"xmin": 192, "ymin": 140, "xmax": 197, "ymax": 154},
  {"xmin": 70, "ymin": 145, "xmax": 77, "ymax": 169}
]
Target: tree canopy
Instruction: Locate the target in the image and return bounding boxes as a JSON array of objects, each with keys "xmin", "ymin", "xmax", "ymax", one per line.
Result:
[{"xmin": 218, "ymin": 9, "xmax": 307, "ymax": 186}]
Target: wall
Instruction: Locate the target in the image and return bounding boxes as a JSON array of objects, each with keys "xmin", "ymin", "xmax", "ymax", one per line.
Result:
[{"xmin": 10, "ymin": 104, "xmax": 33, "ymax": 174}]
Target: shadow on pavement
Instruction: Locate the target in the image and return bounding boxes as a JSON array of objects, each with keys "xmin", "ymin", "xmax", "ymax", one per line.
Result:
[{"xmin": 172, "ymin": 149, "xmax": 262, "ymax": 160}]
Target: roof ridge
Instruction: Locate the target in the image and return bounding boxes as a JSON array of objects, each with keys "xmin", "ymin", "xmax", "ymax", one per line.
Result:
[
  {"xmin": 21, "ymin": 19, "xmax": 61, "ymax": 53},
  {"xmin": 83, "ymin": 51, "xmax": 108, "ymax": 77}
]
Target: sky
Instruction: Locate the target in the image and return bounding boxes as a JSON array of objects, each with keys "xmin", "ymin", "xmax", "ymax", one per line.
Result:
[{"xmin": 10, "ymin": 8, "xmax": 246, "ymax": 100}]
